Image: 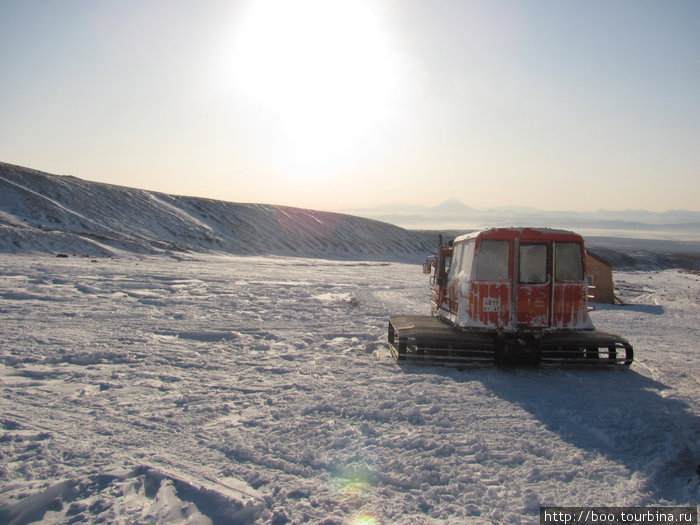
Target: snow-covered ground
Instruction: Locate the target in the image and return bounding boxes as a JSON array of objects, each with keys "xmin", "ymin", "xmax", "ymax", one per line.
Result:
[{"xmin": 0, "ymin": 253, "xmax": 698, "ymax": 524}]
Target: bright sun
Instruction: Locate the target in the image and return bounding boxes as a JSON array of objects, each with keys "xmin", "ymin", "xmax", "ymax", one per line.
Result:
[{"xmin": 229, "ymin": 0, "xmax": 401, "ymax": 176}]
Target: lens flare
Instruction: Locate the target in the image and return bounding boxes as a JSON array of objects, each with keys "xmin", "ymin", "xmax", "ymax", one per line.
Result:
[
  {"xmin": 338, "ymin": 477, "xmax": 369, "ymax": 499},
  {"xmin": 329, "ymin": 451, "xmax": 384, "ymax": 523},
  {"xmin": 350, "ymin": 511, "xmax": 379, "ymax": 525}
]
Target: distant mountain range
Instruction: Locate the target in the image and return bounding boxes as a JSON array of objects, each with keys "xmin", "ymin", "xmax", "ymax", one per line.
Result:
[
  {"xmin": 1, "ymin": 162, "xmax": 699, "ymax": 269},
  {"xmin": 345, "ymin": 198, "xmax": 700, "ymax": 238}
]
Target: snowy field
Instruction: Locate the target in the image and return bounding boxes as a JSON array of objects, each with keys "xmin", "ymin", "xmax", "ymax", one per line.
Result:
[{"xmin": 0, "ymin": 253, "xmax": 698, "ymax": 524}]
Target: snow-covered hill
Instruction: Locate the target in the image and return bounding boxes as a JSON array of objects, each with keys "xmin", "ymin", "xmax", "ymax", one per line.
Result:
[
  {"xmin": 3, "ymin": 162, "xmax": 700, "ymax": 270},
  {"xmin": 0, "ymin": 162, "xmax": 434, "ymax": 262}
]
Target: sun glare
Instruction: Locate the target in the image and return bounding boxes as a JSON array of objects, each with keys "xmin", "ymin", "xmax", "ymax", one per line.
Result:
[{"xmin": 229, "ymin": 0, "xmax": 401, "ymax": 176}]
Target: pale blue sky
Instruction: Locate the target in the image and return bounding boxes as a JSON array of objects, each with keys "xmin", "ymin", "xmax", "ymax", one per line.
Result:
[{"xmin": 1, "ymin": 0, "xmax": 698, "ymax": 212}]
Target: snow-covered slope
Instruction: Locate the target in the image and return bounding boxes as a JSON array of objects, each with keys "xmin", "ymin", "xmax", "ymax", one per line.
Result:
[
  {"xmin": 3, "ymin": 162, "xmax": 700, "ymax": 270},
  {"xmin": 0, "ymin": 254, "xmax": 698, "ymax": 524},
  {"xmin": 0, "ymin": 162, "xmax": 434, "ymax": 261}
]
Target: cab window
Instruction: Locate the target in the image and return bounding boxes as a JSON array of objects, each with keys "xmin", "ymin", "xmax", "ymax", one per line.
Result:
[
  {"xmin": 448, "ymin": 242, "xmax": 463, "ymax": 279},
  {"xmin": 519, "ymin": 243, "xmax": 548, "ymax": 284},
  {"xmin": 448, "ymin": 240, "xmax": 475, "ymax": 280},
  {"xmin": 475, "ymin": 239, "xmax": 509, "ymax": 280},
  {"xmin": 555, "ymin": 242, "xmax": 584, "ymax": 281}
]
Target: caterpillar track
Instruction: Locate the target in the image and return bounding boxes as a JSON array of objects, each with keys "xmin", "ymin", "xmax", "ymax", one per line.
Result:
[{"xmin": 388, "ymin": 315, "xmax": 633, "ymax": 368}]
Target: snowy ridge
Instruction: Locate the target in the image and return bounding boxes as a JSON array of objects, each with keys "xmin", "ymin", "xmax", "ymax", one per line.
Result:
[
  {"xmin": 3, "ymin": 162, "xmax": 700, "ymax": 270},
  {"xmin": 0, "ymin": 162, "xmax": 434, "ymax": 261}
]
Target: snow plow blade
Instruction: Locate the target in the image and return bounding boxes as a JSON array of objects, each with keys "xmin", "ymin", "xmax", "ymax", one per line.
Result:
[{"xmin": 388, "ymin": 315, "xmax": 633, "ymax": 368}]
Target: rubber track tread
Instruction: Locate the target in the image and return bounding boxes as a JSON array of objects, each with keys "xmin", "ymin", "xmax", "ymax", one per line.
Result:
[{"xmin": 388, "ymin": 315, "xmax": 633, "ymax": 369}]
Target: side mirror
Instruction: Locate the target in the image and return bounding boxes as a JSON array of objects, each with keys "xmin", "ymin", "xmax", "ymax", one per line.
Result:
[{"xmin": 422, "ymin": 262, "xmax": 432, "ymax": 274}]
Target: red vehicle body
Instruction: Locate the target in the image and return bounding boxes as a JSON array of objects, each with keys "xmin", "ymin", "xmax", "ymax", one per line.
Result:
[{"xmin": 389, "ymin": 228, "xmax": 633, "ymax": 367}]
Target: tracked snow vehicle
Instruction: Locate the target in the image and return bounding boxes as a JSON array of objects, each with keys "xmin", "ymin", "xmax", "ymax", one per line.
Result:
[{"xmin": 388, "ymin": 227, "xmax": 633, "ymax": 367}]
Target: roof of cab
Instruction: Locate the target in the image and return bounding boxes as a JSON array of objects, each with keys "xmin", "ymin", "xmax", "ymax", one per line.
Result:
[{"xmin": 453, "ymin": 227, "xmax": 584, "ymax": 245}]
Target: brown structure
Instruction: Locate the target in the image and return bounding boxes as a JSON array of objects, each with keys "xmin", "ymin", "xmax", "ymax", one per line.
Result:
[{"xmin": 586, "ymin": 252, "xmax": 617, "ymax": 304}]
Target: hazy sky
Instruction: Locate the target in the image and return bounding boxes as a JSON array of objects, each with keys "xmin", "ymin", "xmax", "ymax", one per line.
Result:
[{"xmin": 1, "ymin": 0, "xmax": 698, "ymax": 212}]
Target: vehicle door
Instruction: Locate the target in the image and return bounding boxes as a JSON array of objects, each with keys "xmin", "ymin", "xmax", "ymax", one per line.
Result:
[
  {"xmin": 443, "ymin": 242, "xmax": 465, "ymax": 319},
  {"xmin": 516, "ymin": 242, "xmax": 551, "ymax": 328},
  {"xmin": 470, "ymin": 239, "xmax": 511, "ymax": 329},
  {"xmin": 551, "ymin": 241, "xmax": 590, "ymax": 328}
]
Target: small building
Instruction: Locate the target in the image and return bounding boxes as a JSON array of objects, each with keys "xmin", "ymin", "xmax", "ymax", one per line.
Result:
[{"xmin": 586, "ymin": 252, "xmax": 617, "ymax": 304}]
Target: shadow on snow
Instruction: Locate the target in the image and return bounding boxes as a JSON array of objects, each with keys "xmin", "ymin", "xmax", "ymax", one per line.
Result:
[
  {"xmin": 401, "ymin": 364, "xmax": 699, "ymax": 504},
  {"xmin": 592, "ymin": 303, "xmax": 665, "ymax": 315}
]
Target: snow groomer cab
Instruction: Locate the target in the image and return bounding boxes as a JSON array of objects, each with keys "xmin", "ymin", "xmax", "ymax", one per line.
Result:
[{"xmin": 391, "ymin": 227, "xmax": 633, "ymax": 367}]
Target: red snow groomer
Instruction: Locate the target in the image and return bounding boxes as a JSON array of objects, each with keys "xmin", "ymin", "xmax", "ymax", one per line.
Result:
[{"xmin": 388, "ymin": 227, "xmax": 633, "ymax": 367}]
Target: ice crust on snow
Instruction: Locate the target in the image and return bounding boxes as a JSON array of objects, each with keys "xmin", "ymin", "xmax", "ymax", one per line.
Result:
[{"xmin": 0, "ymin": 254, "xmax": 698, "ymax": 524}]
